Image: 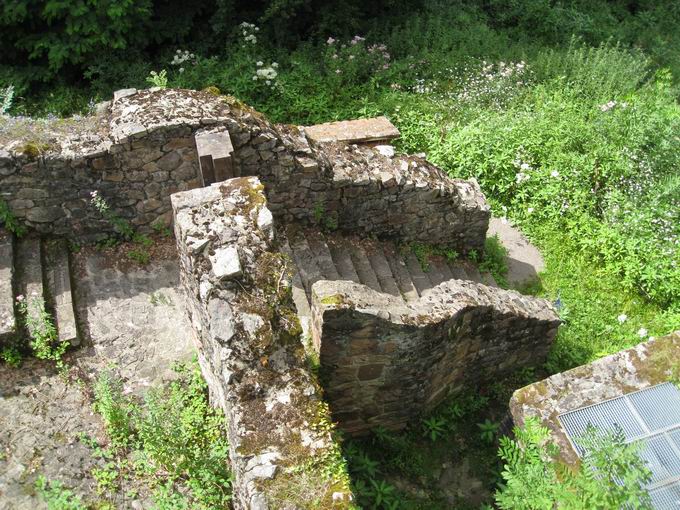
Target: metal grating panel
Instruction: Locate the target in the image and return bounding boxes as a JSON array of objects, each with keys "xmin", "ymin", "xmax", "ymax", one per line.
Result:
[
  {"xmin": 650, "ymin": 483, "xmax": 680, "ymax": 510},
  {"xmin": 638, "ymin": 435, "xmax": 680, "ymax": 484},
  {"xmin": 559, "ymin": 395, "xmax": 646, "ymax": 446},
  {"xmin": 629, "ymin": 384, "xmax": 680, "ymax": 433},
  {"xmin": 670, "ymin": 429, "xmax": 680, "ymax": 451},
  {"xmin": 559, "ymin": 383, "xmax": 680, "ymax": 510}
]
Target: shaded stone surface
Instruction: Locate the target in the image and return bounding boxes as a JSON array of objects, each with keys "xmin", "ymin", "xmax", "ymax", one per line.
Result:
[
  {"xmin": 0, "ymin": 247, "xmax": 193, "ymax": 509},
  {"xmin": 0, "ymin": 230, "xmax": 14, "ymax": 341},
  {"xmin": 509, "ymin": 331, "xmax": 680, "ymax": 465},
  {"xmin": 43, "ymin": 239, "xmax": 78, "ymax": 346}
]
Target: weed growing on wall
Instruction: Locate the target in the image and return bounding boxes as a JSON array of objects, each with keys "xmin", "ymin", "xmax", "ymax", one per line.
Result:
[
  {"xmin": 0, "ymin": 198, "xmax": 27, "ymax": 237},
  {"xmin": 89, "ymin": 191, "xmax": 154, "ymax": 264}
]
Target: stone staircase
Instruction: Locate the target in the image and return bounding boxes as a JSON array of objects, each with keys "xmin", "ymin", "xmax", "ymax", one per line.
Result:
[
  {"xmin": 283, "ymin": 226, "xmax": 497, "ymax": 336},
  {"xmin": 0, "ymin": 230, "xmax": 79, "ymax": 349}
]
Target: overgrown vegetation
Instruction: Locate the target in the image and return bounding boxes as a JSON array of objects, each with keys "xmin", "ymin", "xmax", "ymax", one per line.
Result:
[
  {"xmin": 496, "ymin": 418, "xmax": 652, "ymax": 510},
  {"xmin": 5, "ymin": 0, "xmax": 680, "ymax": 506},
  {"xmin": 13, "ymin": 295, "xmax": 69, "ymax": 370},
  {"xmin": 88, "ymin": 359, "xmax": 232, "ymax": 509}
]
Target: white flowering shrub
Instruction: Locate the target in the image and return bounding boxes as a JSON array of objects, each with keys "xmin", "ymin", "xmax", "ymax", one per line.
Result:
[
  {"xmin": 0, "ymin": 85, "xmax": 14, "ymax": 115},
  {"xmin": 239, "ymin": 22, "xmax": 259, "ymax": 46},
  {"xmin": 323, "ymin": 36, "xmax": 392, "ymax": 87},
  {"xmin": 252, "ymin": 61, "xmax": 279, "ymax": 89}
]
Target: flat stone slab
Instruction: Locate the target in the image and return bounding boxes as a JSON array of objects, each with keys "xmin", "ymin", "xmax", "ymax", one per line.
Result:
[
  {"xmin": 304, "ymin": 116, "xmax": 400, "ymax": 144},
  {"xmin": 43, "ymin": 239, "xmax": 78, "ymax": 346},
  {"xmin": 14, "ymin": 236, "xmax": 43, "ymax": 304},
  {"xmin": 510, "ymin": 331, "xmax": 680, "ymax": 466},
  {"xmin": 488, "ymin": 217, "xmax": 544, "ymax": 287},
  {"xmin": 0, "ymin": 230, "xmax": 14, "ymax": 339},
  {"xmin": 195, "ymin": 129, "xmax": 235, "ymax": 185}
]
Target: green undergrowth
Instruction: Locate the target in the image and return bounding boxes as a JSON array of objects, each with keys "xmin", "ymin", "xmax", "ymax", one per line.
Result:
[
  {"xmin": 85, "ymin": 359, "xmax": 232, "ymax": 509},
  {"xmin": 531, "ymin": 226, "xmax": 680, "ymax": 373},
  {"xmin": 344, "ymin": 370, "xmax": 538, "ymax": 509}
]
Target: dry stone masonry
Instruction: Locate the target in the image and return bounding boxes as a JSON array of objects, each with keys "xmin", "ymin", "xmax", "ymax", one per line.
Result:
[
  {"xmin": 171, "ymin": 178, "xmax": 353, "ymax": 509},
  {"xmin": 1, "ymin": 88, "xmax": 561, "ymax": 509}
]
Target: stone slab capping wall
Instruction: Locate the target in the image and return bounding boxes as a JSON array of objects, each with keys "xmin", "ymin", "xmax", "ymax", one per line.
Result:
[
  {"xmin": 171, "ymin": 177, "xmax": 354, "ymax": 510},
  {"xmin": 1, "ymin": 88, "xmax": 489, "ymax": 252},
  {"xmin": 509, "ymin": 332, "xmax": 680, "ymax": 465},
  {"xmin": 311, "ymin": 280, "xmax": 561, "ymax": 435}
]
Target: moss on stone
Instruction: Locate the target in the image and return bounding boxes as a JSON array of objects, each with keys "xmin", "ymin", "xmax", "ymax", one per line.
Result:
[
  {"xmin": 19, "ymin": 141, "xmax": 51, "ymax": 158},
  {"xmin": 202, "ymin": 86, "xmax": 222, "ymax": 96},
  {"xmin": 320, "ymin": 294, "xmax": 345, "ymax": 307}
]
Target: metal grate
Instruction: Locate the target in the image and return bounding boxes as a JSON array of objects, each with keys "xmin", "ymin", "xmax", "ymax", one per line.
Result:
[{"xmin": 559, "ymin": 382, "xmax": 680, "ymax": 509}]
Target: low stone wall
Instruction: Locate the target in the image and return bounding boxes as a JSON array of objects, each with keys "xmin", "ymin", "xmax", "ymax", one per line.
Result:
[
  {"xmin": 171, "ymin": 177, "xmax": 353, "ymax": 509},
  {"xmin": 266, "ymin": 140, "xmax": 490, "ymax": 253},
  {"xmin": 311, "ymin": 279, "xmax": 560, "ymax": 435},
  {"xmin": 1, "ymin": 88, "xmax": 489, "ymax": 253},
  {"xmin": 509, "ymin": 332, "xmax": 680, "ymax": 465}
]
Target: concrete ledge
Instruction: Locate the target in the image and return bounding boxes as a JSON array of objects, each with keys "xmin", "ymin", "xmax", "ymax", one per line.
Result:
[{"xmin": 509, "ymin": 332, "xmax": 680, "ymax": 465}]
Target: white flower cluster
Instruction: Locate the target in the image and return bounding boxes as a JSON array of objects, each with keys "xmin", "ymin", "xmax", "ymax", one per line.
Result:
[
  {"xmin": 240, "ymin": 22, "xmax": 259, "ymax": 45},
  {"xmin": 171, "ymin": 50, "xmax": 195, "ymax": 66},
  {"xmin": 512, "ymin": 153, "xmax": 534, "ymax": 184},
  {"xmin": 440, "ymin": 60, "xmax": 531, "ymax": 109},
  {"xmin": 90, "ymin": 190, "xmax": 109, "ymax": 213},
  {"xmin": 252, "ymin": 62, "xmax": 279, "ymax": 88},
  {"xmin": 599, "ymin": 100, "xmax": 628, "ymax": 112}
]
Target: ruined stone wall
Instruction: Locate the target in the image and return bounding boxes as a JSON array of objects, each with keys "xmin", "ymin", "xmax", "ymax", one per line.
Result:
[
  {"xmin": 311, "ymin": 280, "xmax": 560, "ymax": 435},
  {"xmin": 1, "ymin": 88, "xmax": 489, "ymax": 252},
  {"xmin": 0, "ymin": 89, "xmax": 296, "ymax": 239},
  {"xmin": 171, "ymin": 177, "xmax": 353, "ymax": 509}
]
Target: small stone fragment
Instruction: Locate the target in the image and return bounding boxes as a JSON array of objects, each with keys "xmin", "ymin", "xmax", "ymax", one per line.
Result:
[{"xmin": 210, "ymin": 246, "xmax": 241, "ymax": 279}]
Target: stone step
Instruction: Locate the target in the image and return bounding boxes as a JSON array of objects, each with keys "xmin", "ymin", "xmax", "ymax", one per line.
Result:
[
  {"xmin": 460, "ymin": 261, "xmax": 483, "ymax": 284},
  {"xmin": 365, "ymin": 244, "xmax": 401, "ymax": 297},
  {"xmin": 0, "ymin": 229, "xmax": 15, "ymax": 343},
  {"xmin": 481, "ymin": 271, "xmax": 499, "ymax": 288},
  {"xmin": 43, "ymin": 239, "xmax": 79, "ymax": 346},
  {"xmin": 448, "ymin": 260, "xmax": 470, "ymax": 281},
  {"xmin": 305, "ymin": 231, "xmax": 341, "ymax": 281},
  {"xmin": 345, "ymin": 240, "xmax": 382, "ymax": 293},
  {"xmin": 402, "ymin": 251, "xmax": 432, "ymax": 297},
  {"xmin": 431, "ymin": 256, "xmax": 454, "ymax": 282},
  {"xmin": 14, "ymin": 236, "xmax": 44, "ymax": 308},
  {"xmin": 288, "ymin": 233, "xmax": 325, "ymax": 298},
  {"xmin": 425, "ymin": 256, "xmax": 448, "ymax": 288},
  {"xmin": 383, "ymin": 244, "xmax": 420, "ymax": 302},
  {"xmin": 327, "ymin": 237, "xmax": 361, "ymax": 284},
  {"xmin": 281, "ymin": 241, "xmax": 313, "ymax": 340}
]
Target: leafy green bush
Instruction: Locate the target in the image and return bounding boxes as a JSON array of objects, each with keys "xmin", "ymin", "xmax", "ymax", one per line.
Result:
[
  {"xmin": 92, "ymin": 360, "xmax": 232, "ymax": 509},
  {"xmin": 496, "ymin": 417, "xmax": 652, "ymax": 510}
]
